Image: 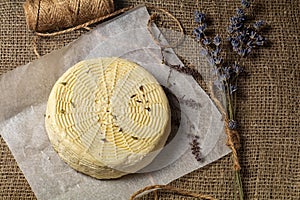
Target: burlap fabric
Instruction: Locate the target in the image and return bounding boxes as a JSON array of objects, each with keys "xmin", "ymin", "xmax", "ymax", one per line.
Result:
[{"xmin": 0, "ymin": 0, "xmax": 299, "ymax": 199}]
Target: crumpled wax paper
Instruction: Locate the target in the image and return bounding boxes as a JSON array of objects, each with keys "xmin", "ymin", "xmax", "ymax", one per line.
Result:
[{"xmin": 0, "ymin": 6, "xmax": 230, "ymax": 200}]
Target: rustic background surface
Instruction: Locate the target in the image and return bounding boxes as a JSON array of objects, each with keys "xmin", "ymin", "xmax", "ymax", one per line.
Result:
[{"xmin": 0, "ymin": 0, "xmax": 299, "ymax": 199}]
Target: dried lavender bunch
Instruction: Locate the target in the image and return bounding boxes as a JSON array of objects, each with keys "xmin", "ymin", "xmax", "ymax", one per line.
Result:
[
  {"xmin": 228, "ymin": 5, "xmax": 266, "ymax": 57},
  {"xmin": 193, "ymin": 1, "xmax": 266, "ymax": 199}
]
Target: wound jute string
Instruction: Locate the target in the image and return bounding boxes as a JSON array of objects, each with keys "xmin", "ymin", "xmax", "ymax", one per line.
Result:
[
  {"xmin": 23, "ymin": 0, "xmax": 115, "ymax": 32},
  {"xmin": 23, "ymin": 1, "xmax": 241, "ymax": 199}
]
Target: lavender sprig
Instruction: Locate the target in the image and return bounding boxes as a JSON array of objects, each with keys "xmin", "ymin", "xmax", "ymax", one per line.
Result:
[
  {"xmin": 193, "ymin": 1, "xmax": 267, "ymax": 200},
  {"xmin": 227, "ymin": 5, "xmax": 266, "ymax": 57}
]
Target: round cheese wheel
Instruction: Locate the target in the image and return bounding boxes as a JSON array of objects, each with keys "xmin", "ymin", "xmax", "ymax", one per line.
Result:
[{"xmin": 45, "ymin": 58, "xmax": 171, "ymax": 179}]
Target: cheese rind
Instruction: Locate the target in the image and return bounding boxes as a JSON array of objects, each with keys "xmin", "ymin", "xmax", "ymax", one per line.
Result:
[{"xmin": 45, "ymin": 58, "xmax": 171, "ymax": 179}]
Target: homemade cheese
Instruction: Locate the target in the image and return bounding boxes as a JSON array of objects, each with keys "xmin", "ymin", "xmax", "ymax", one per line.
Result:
[{"xmin": 45, "ymin": 58, "xmax": 171, "ymax": 179}]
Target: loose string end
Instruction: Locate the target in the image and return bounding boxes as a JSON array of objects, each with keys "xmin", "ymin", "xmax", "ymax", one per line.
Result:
[
  {"xmin": 129, "ymin": 185, "xmax": 217, "ymax": 200},
  {"xmin": 32, "ymin": 35, "xmax": 40, "ymax": 58}
]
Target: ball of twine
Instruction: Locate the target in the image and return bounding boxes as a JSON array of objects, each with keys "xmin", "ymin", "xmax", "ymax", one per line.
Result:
[{"xmin": 23, "ymin": 0, "xmax": 114, "ymax": 32}]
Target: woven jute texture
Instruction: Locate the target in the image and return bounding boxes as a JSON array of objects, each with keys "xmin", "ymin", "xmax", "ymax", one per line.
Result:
[{"xmin": 1, "ymin": 0, "xmax": 299, "ymax": 199}]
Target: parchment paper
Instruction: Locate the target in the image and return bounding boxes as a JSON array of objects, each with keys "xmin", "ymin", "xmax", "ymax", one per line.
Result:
[{"xmin": 0, "ymin": 6, "xmax": 230, "ymax": 200}]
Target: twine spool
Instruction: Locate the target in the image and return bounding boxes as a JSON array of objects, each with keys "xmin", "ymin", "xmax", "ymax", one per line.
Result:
[{"xmin": 23, "ymin": 0, "xmax": 114, "ymax": 32}]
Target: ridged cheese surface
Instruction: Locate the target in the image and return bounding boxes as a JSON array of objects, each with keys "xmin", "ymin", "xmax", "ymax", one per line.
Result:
[{"xmin": 45, "ymin": 58, "xmax": 171, "ymax": 179}]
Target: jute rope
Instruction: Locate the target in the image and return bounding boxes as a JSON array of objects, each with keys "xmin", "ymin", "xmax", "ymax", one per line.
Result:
[
  {"xmin": 32, "ymin": 35, "xmax": 40, "ymax": 59},
  {"xmin": 23, "ymin": 0, "xmax": 115, "ymax": 32},
  {"xmin": 146, "ymin": 6, "xmax": 185, "ymax": 49},
  {"xmin": 129, "ymin": 185, "xmax": 217, "ymax": 200}
]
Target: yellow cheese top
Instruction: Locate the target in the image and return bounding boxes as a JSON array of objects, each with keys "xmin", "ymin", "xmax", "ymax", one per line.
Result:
[{"xmin": 45, "ymin": 58, "xmax": 171, "ymax": 179}]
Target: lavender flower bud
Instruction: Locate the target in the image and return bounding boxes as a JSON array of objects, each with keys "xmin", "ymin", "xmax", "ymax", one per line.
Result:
[
  {"xmin": 194, "ymin": 11, "xmax": 206, "ymax": 23},
  {"xmin": 236, "ymin": 8, "xmax": 245, "ymax": 17},
  {"xmin": 230, "ymin": 38, "xmax": 239, "ymax": 47},
  {"xmin": 214, "ymin": 57, "xmax": 223, "ymax": 65},
  {"xmin": 230, "ymin": 84, "xmax": 238, "ymax": 94},
  {"xmin": 193, "ymin": 27, "xmax": 204, "ymax": 40},
  {"xmin": 237, "ymin": 48, "xmax": 251, "ymax": 57},
  {"xmin": 253, "ymin": 20, "xmax": 265, "ymax": 30},
  {"xmin": 255, "ymin": 35, "xmax": 266, "ymax": 46},
  {"xmin": 211, "ymin": 47, "xmax": 221, "ymax": 57},
  {"xmin": 232, "ymin": 63, "xmax": 243, "ymax": 74},
  {"xmin": 202, "ymin": 38, "xmax": 211, "ymax": 46},
  {"xmin": 228, "ymin": 25, "xmax": 234, "ymax": 33},
  {"xmin": 241, "ymin": 0, "xmax": 250, "ymax": 8},
  {"xmin": 228, "ymin": 120, "xmax": 238, "ymax": 130},
  {"xmin": 213, "ymin": 35, "xmax": 221, "ymax": 46},
  {"xmin": 249, "ymin": 30, "xmax": 257, "ymax": 40}
]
